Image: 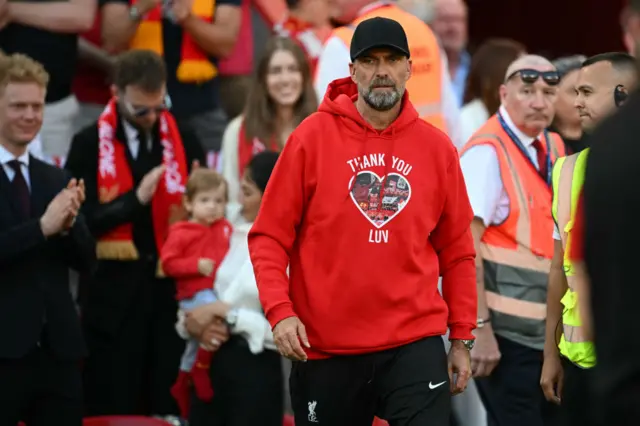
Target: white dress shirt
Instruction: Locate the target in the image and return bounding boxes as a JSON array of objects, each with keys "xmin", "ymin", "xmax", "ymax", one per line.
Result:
[
  {"xmin": 0, "ymin": 144, "xmax": 31, "ymax": 189},
  {"xmin": 122, "ymin": 120, "xmax": 152, "ymax": 159},
  {"xmin": 313, "ymin": 5, "xmax": 463, "ymax": 148},
  {"xmin": 460, "ymin": 106, "xmax": 543, "ymax": 227}
]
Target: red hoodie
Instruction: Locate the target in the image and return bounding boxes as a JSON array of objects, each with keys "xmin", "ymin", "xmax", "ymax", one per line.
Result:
[
  {"xmin": 248, "ymin": 77, "xmax": 477, "ymax": 359},
  {"xmin": 161, "ymin": 219, "xmax": 232, "ymax": 300}
]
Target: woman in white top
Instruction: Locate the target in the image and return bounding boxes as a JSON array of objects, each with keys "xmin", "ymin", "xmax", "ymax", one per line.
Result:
[
  {"xmin": 181, "ymin": 152, "xmax": 284, "ymax": 426},
  {"xmin": 220, "ymin": 36, "xmax": 317, "ymax": 205},
  {"xmin": 459, "ymin": 39, "xmax": 526, "ymax": 145}
]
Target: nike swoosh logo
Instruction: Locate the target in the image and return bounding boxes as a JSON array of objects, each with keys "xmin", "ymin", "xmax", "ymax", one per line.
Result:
[{"xmin": 428, "ymin": 381, "xmax": 446, "ymax": 390}]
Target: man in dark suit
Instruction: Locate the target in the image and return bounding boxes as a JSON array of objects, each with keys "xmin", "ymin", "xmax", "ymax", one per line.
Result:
[
  {"xmin": 0, "ymin": 53, "xmax": 95, "ymax": 425},
  {"xmin": 65, "ymin": 49, "xmax": 206, "ymax": 417}
]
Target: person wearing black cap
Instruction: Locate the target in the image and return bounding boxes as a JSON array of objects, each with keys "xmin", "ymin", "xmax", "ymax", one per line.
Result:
[
  {"xmin": 315, "ymin": 0, "xmax": 464, "ymax": 148},
  {"xmin": 248, "ymin": 16, "xmax": 477, "ymax": 426}
]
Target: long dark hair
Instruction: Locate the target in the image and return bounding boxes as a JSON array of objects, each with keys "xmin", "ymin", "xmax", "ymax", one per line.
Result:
[
  {"xmin": 463, "ymin": 38, "xmax": 526, "ymax": 115},
  {"xmin": 243, "ymin": 36, "xmax": 317, "ymax": 148}
]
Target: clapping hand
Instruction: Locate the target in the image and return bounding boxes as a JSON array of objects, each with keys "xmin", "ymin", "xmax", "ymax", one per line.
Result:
[
  {"xmin": 0, "ymin": 0, "xmax": 10, "ymax": 31},
  {"xmin": 171, "ymin": 0, "xmax": 193, "ymax": 23},
  {"xmin": 40, "ymin": 179, "xmax": 85, "ymax": 237},
  {"xmin": 63, "ymin": 179, "xmax": 85, "ymax": 229}
]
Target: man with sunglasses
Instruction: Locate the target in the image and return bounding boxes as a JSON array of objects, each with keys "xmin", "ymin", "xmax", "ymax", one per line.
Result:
[
  {"xmin": 64, "ymin": 50, "xmax": 206, "ymax": 417},
  {"xmin": 459, "ymin": 54, "xmax": 565, "ymax": 426}
]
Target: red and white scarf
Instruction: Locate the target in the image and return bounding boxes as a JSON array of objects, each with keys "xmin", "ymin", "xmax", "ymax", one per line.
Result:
[
  {"xmin": 237, "ymin": 122, "xmax": 279, "ymax": 181},
  {"xmin": 96, "ymin": 98, "xmax": 188, "ymax": 260}
]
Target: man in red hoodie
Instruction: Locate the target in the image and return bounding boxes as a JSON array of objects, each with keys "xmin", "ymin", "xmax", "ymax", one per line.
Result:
[{"xmin": 249, "ymin": 17, "xmax": 477, "ymax": 426}]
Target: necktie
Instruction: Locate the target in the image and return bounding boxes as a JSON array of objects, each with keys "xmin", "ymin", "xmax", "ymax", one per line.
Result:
[
  {"xmin": 7, "ymin": 159, "xmax": 30, "ymax": 219},
  {"xmin": 136, "ymin": 134, "xmax": 151, "ymax": 165},
  {"xmin": 532, "ymin": 139, "xmax": 548, "ymax": 181}
]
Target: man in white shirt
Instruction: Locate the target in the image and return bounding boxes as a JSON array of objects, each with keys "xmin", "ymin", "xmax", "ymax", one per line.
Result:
[
  {"xmin": 315, "ymin": 0, "xmax": 463, "ymax": 147},
  {"xmin": 459, "ymin": 54, "xmax": 564, "ymax": 426}
]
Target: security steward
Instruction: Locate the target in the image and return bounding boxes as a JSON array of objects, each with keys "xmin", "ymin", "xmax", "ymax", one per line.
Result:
[{"xmin": 540, "ymin": 52, "xmax": 637, "ymax": 426}]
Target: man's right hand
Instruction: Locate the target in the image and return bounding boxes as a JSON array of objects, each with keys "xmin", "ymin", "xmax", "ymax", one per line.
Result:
[
  {"xmin": 136, "ymin": 165, "xmax": 165, "ymax": 205},
  {"xmin": 40, "ymin": 188, "xmax": 82, "ymax": 237},
  {"xmin": 470, "ymin": 324, "xmax": 502, "ymax": 377},
  {"xmin": 0, "ymin": 0, "xmax": 10, "ymax": 30},
  {"xmin": 540, "ymin": 353, "xmax": 563, "ymax": 404},
  {"xmin": 273, "ymin": 316, "xmax": 310, "ymax": 362}
]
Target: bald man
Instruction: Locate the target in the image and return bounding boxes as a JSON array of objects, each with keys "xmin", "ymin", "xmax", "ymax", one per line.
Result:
[
  {"xmin": 431, "ymin": 0, "xmax": 469, "ymax": 106},
  {"xmin": 459, "ymin": 54, "xmax": 565, "ymax": 426}
]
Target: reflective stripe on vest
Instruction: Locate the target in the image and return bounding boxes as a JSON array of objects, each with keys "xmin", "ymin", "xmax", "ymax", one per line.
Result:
[
  {"xmin": 461, "ymin": 118, "xmax": 565, "ymax": 350},
  {"xmin": 332, "ymin": 5, "xmax": 446, "ymax": 133},
  {"xmin": 551, "ymin": 149, "xmax": 595, "ymax": 368}
]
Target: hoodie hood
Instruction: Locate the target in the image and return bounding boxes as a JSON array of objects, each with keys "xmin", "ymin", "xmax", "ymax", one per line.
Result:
[{"xmin": 318, "ymin": 77, "xmax": 419, "ymax": 136}]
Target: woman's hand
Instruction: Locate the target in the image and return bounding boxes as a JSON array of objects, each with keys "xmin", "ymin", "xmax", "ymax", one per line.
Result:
[
  {"xmin": 199, "ymin": 320, "xmax": 230, "ymax": 351},
  {"xmin": 185, "ymin": 301, "xmax": 232, "ymax": 337}
]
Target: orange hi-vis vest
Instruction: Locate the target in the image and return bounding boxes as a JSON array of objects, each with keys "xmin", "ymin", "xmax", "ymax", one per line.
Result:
[
  {"xmin": 332, "ymin": 3, "xmax": 446, "ymax": 133},
  {"xmin": 460, "ymin": 114, "xmax": 565, "ymax": 350}
]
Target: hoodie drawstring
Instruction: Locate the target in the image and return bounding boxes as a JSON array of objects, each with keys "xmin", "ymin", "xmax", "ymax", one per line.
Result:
[{"xmin": 377, "ymin": 126, "xmax": 396, "ymax": 212}]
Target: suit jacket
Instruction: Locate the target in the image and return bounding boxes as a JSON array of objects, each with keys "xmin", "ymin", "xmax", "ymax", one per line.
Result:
[
  {"xmin": 65, "ymin": 114, "xmax": 205, "ymax": 337},
  {"xmin": 0, "ymin": 156, "xmax": 96, "ymax": 360}
]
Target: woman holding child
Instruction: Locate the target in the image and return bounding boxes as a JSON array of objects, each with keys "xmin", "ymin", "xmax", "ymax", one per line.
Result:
[{"xmin": 172, "ymin": 151, "xmax": 283, "ymax": 426}]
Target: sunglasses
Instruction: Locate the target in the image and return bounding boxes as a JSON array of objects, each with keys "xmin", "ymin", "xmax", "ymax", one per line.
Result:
[
  {"xmin": 123, "ymin": 100, "xmax": 168, "ymax": 118},
  {"xmin": 506, "ymin": 68, "xmax": 561, "ymax": 86}
]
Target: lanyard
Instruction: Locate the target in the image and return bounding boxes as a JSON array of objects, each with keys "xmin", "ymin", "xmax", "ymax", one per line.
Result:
[{"xmin": 497, "ymin": 112, "xmax": 552, "ymax": 187}]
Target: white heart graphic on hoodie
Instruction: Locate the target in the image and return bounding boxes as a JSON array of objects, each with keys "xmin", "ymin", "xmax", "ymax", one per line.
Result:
[{"xmin": 349, "ymin": 171, "xmax": 412, "ymax": 229}]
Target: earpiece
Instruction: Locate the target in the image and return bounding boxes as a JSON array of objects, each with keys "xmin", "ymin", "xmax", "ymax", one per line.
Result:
[{"xmin": 614, "ymin": 85, "xmax": 628, "ymax": 107}]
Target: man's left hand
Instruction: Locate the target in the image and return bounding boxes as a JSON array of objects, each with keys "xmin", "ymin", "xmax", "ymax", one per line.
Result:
[
  {"xmin": 171, "ymin": 0, "xmax": 193, "ymax": 24},
  {"xmin": 448, "ymin": 340, "xmax": 472, "ymax": 395},
  {"xmin": 0, "ymin": 0, "xmax": 10, "ymax": 30},
  {"xmin": 63, "ymin": 178, "xmax": 85, "ymax": 229}
]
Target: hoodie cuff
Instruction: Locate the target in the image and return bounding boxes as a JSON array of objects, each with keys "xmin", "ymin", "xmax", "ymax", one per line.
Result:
[
  {"xmin": 266, "ymin": 302, "xmax": 297, "ymax": 330},
  {"xmin": 449, "ymin": 324, "xmax": 476, "ymax": 341}
]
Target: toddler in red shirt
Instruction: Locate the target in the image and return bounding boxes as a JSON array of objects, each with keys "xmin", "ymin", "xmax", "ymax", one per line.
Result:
[{"xmin": 161, "ymin": 169, "xmax": 232, "ymax": 415}]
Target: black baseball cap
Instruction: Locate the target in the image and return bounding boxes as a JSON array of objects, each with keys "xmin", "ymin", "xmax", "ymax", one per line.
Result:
[{"xmin": 350, "ymin": 17, "xmax": 411, "ymax": 62}]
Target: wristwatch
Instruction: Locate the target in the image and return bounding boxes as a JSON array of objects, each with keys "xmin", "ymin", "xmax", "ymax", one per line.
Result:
[
  {"xmin": 129, "ymin": 5, "xmax": 142, "ymax": 21},
  {"xmin": 226, "ymin": 308, "xmax": 239, "ymax": 328},
  {"xmin": 454, "ymin": 339, "xmax": 475, "ymax": 351}
]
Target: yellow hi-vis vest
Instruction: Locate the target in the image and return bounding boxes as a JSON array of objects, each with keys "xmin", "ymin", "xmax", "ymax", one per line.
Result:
[{"xmin": 551, "ymin": 148, "xmax": 595, "ymax": 368}]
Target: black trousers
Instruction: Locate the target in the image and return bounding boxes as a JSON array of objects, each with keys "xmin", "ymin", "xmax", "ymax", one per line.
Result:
[
  {"xmin": 290, "ymin": 336, "xmax": 451, "ymax": 426},
  {"xmin": 189, "ymin": 336, "xmax": 284, "ymax": 426},
  {"xmin": 476, "ymin": 335, "xmax": 560, "ymax": 426},
  {"xmin": 561, "ymin": 358, "xmax": 594, "ymax": 426},
  {"xmin": 0, "ymin": 344, "xmax": 82, "ymax": 426},
  {"xmin": 82, "ymin": 269, "xmax": 185, "ymax": 416}
]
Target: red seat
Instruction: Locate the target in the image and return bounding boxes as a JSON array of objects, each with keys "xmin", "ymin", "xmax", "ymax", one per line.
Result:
[
  {"xmin": 83, "ymin": 417, "xmax": 172, "ymax": 426},
  {"xmin": 280, "ymin": 415, "xmax": 388, "ymax": 426}
]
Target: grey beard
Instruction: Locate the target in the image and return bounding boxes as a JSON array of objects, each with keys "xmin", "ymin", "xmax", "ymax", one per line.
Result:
[{"xmin": 360, "ymin": 87, "xmax": 402, "ymax": 111}]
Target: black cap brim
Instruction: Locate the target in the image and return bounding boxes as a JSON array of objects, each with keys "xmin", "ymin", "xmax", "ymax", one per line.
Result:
[{"xmin": 351, "ymin": 44, "xmax": 411, "ymax": 62}]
